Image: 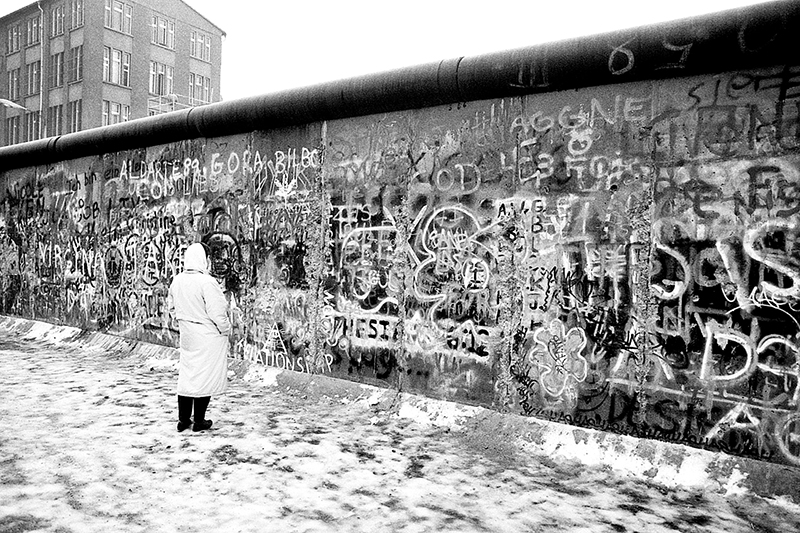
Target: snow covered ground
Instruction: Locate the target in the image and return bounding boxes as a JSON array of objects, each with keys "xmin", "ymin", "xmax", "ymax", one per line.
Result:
[{"xmin": 1, "ymin": 334, "xmax": 800, "ymax": 533}]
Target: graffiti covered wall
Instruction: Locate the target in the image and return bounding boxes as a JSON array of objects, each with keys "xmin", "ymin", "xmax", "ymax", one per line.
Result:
[{"xmin": 3, "ymin": 10, "xmax": 800, "ymax": 467}]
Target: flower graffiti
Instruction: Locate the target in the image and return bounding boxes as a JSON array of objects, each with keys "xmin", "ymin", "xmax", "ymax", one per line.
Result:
[{"xmin": 531, "ymin": 319, "xmax": 589, "ymax": 399}]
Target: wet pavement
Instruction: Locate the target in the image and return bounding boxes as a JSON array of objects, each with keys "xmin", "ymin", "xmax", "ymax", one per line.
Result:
[{"xmin": 1, "ymin": 334, "xmax": 800, "ymax": 533}]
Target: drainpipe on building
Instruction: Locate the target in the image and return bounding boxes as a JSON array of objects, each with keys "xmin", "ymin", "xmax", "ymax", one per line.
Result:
[{"xmin": 37, "ymin": 0, "xmax": 45, "ymax": 139}]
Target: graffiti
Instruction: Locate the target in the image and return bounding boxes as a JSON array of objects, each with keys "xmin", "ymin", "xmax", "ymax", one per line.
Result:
[
  {"xmin": 339, "ymin": 226, "xmax": 396, "ymax": 294},
  {"xmin": 252, "ymin": 148, "xmax": 320, "ymax": 199},
  {"xmin": 5, "ymin": 59, "xmax": 800, "ymax": 467},
  {"xmin": 106, "ymin": 157, "xmax": 210, "ymax": 200},
  {"xmin": 609, "ymin": 39, "xmax": 635, "ymax": 76},
  {"xmin": 238, "ymin": 328, "xmax": 334, "ymax": 374},
  {"xmin": 412, "ymin": 205, "xmax": 519, "ymax": 320},
  {"xmin": 331, "ymin": 204, "xmax": 376, "ymax": 241},
  {"xmin": 743, "ymin": 219, "xmax": 800, "ymax": 301},
  {"xmin": 513, "ymin": 319, "xmax": 589, "ymax": 409}
]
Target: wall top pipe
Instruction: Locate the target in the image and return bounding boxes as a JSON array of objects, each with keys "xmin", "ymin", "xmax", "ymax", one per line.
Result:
[{"xmin": 0, "ymin": 0, "xmax": 797, "ymax": 170}]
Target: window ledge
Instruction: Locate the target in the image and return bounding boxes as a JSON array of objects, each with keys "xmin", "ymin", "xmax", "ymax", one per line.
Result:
[
  {"xmin": 102, "ymin": 81, "xmax": 132, "ymax": 90},
  {"xmin": 103, "ymin": 27, "xmax": 132, "ymax": 37}
]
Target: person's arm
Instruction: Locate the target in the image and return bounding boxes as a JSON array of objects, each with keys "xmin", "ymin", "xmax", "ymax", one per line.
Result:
[{"xmin": 203, "ymin": 278, "xmax": 232, "ymax": 335}]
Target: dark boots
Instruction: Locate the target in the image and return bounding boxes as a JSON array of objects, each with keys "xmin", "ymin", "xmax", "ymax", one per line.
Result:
[
  {"xmin": 177, "ymin": 396, "xmax": 193, "ymax": 432},
  {"xmin": 177, "ymin": 395, "xmax": 212, "ymax": 432},
  {"xmin": 192, "ymin": 396, "xmax": 211, "ymax": 431},
  {"xmin": 193, "ymin": 419, "xmax": 213, "ymax": 432}
]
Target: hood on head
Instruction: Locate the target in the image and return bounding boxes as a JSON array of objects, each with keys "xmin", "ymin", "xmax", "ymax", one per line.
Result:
[{"xmin": 183, "ymin": 242, "xmax": 209, "ymax": 273}]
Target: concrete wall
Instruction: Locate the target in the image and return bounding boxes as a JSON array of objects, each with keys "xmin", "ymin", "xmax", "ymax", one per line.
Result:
[{"xmin": 2, "ymin": 2, "xmax": 800, "ymax": 467}]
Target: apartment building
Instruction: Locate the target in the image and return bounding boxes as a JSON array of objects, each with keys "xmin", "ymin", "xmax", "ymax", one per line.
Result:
[{"xmin": 1, "ymin": 0, "xmax": 224, "ymax": 146}]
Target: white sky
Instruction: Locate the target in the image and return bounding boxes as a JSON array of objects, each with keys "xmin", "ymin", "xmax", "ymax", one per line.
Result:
[{"xmin": 2, "ymin": 0, "xmax": 780, "ymax": 101}]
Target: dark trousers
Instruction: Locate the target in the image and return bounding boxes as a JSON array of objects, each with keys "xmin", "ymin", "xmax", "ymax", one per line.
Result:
[{"xmin": 178, "ymin": 395, "xmax": 211, "ymax": 423}]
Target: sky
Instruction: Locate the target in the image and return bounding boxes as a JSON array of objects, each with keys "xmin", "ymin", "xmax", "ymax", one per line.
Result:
[{"xmin": 1, "ymin": 0, "xmax": 780, "ymax": 101}]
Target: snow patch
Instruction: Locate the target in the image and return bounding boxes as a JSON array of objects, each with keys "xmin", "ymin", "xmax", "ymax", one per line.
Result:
[
  {"xmin": 364, "ymin": 389, "xmax": 384, "ymax": 406},
  {"xmin": 723, "ymin": 467, "xmax": 749, "ymax": 497},
  {"xmin": 528, "ymin": 423, "xmax": 727, "ymax": 491},
  {"xmin": 42, "ymin": 326, "xmax": 82, "ymax": 343},
  {"xmin": 20, "ymin": 322, "xmax": 58, "ymax": 340},
  {"xmin": 396, "ymin": 400, "xmax": 478, "ymax": 428},
  {"xmin": 242, "ymin": 365, "xmax": 282, "ymax": 387},
  {"xmin": 397, "ymin": 403, "xmax": 435, "ymax": 426},
  {"xmin": 668, "ymin": 452, "xmax": 715, "ymax": 488},
  {"xmin": 7, "ymin": 319, "xmax": 83, "ymax": 346},
  {"xmin": 145, "ymin": 357, "xmax": 178, "ymax": 371}
]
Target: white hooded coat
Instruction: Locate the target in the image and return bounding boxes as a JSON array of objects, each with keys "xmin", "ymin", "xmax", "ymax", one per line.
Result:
[{"xmin": 168, "ymin": 243, "xmax": 232, "ymax": 397}]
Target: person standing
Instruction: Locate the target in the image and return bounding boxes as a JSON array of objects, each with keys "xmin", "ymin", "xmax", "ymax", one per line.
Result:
[{"xmin": 168, "ymin": 242, "xmax": 232, "ymax": 432}]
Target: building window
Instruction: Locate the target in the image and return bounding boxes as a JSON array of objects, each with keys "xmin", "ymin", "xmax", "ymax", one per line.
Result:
[
  {"xmin": 103, "ymin": 46, "xmax": 130, "ymax": 87},
  {"xmin": 149, "ymin": 61, "xmax": 173, "ymax": 96},
  {"xmin": 6, "ymin": 24, "xmax": 21, "ymax": 54},
  {"xmin": 67, "ymin": 45, "xmax": 83, "ymax": 82},
  {"xmin": 104, "ymin": 0, "xmax": 132, "ymax": 34},
  {"xmin": 102, "ymin": 100, "xmax": 130, "ymax": 126},
  {"xmin": 49, "ymin": 52, "xmax": 65, "ymax": 88},
  {"xmin": 51, "ymin": 4, "xmax": 65, "ymax": 37},
  {"xmin": 5, "ymin": 116, "xmax": 21, "ymax": 145},
  {"xmin": 25, "ymin": 16, "xmax": 41, "ymax": 47},
  {"xmin": 190, "ymin": 30, "xmax": 211, "ymax": 62},
  {"xmin": 151, "ymin": 15, "xmax": 175, "ymax": 49},
  {"xmin": 7, "ymin": 68, "xmax": 20, "ymax": 100},
  {"xmin": 189, "ymin": 73, "xmax": 211, "ymax": 104},
  {"xmin": 47, "ymin": 104, "xmax": 64, "ymax": 136},
  {"xmin": 67, "ymin": 99, "xmax": 82, "ymax": 133},
  {"xmin": 70, "ymin": 0, "xmax": 84, "ymax": 29},
  {"xmin": 25, "ymin": 111, "xmax": 40, "ymax": 142},
  {"xmin": 25, "ymin": 61, "xmax": 40, "ymax": 96}
]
